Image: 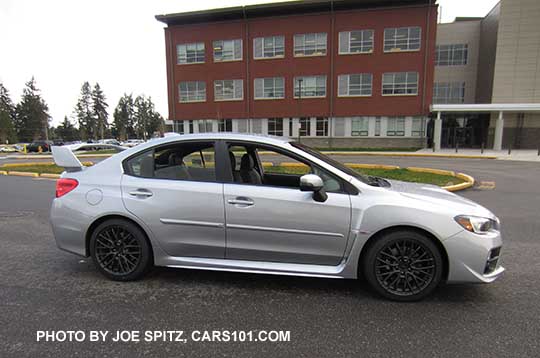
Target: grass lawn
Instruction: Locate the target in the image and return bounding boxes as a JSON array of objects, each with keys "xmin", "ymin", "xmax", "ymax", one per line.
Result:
[{"xmin": 1, "ymin": 163, "xmax": 464, "ymax": 187}]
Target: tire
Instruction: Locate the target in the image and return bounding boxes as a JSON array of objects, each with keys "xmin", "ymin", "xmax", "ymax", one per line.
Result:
[
  {"xmin": 89, "ymin": 219, "xmax": 152, "ymax": 281},
  {"xmin": 363, "ymin": 230, "xmax": 443, "ymax": 302}
]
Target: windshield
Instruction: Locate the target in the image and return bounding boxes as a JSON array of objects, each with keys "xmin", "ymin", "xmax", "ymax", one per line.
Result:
[{"xmin": 291, "ymin": 142, "xmax": 370, "ymax": 184}]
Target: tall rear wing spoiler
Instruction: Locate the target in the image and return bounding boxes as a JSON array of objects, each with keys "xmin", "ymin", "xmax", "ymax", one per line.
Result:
[{"xmin": 51, "ymin": 146, "xmax": 84, "ymax": 172}]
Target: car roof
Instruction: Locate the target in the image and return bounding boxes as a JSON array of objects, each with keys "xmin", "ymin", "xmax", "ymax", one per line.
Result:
[{"xmin": 138, "ymin": 133, "xmax": 292, "ymax": 148}]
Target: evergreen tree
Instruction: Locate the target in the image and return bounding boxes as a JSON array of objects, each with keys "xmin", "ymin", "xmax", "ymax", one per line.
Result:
[
  {"xmin": 112, "ymin": 94, "xmax": 134, "ymax": 141},
  {"xmin": 91, "ymin": 83, "xmax": 108, "ymax": 140},
  {"xmin": 74, "ymin": 82, "xmax": 95, "ymax": 141},
  {"xmin": 55, "ymin": 116, "xmax": 80, "ymax": 142},
  {"xmin": 0, "ymin": 82, "xmax": 17, "ymax": 144},
  {"xmin": 15, "ymin": 78, "xmax": 50, "ymax": 142},
  {"xmin": 134, "ymin": 95, "xmax": 164, "ymax": 140}
]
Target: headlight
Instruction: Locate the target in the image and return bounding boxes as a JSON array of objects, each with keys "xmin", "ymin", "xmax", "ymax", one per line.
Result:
[{"xmin": 454, "ymin": 215, "xmax": 500, "ymax": 234}]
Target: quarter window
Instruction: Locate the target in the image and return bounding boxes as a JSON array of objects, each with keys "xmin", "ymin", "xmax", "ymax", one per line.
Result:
[
  {"xmin": 384, "ymin": 27, "xmax": 421, "ymax": 52},
  {"xmin": 177, "ymin": 43, "xmax": 205, "ymax": 64},
  {"xmin": 294, "ymin": 76, "xmax": 327, "ymax": 98},
  {"xmin": 214, "ymin": 79, "xmax": 243, "ymax": 101},
  {"xmin": 253, "ymin": 36, "xmax": 285, "ymax": 59},
  {"xmin": 179, "ymin": 81, "xmax": 206, "ymax": 102},
  {"xmin": 213, "ymin": 39, "xmax": 242, "ymax": 62},
  {"xmin": 387, "ymin": 117, "xmax": 405, "ymax": 136},
  {"xmin": 436, "ymin": 44, "xmax": 468, "ymax": 66},
  {"xmin": 382, "ymin": 72, "xmax": 418, "ymax": 95},
  {"xmin": 339, "ymin": 30, "xmax": 374, "ymax": 54},
  {"xmin": 294, "ymin": 33, "xmax": 327, "ymax": 57},
  {"xmin": 338, "ymin": 74, "xmax": 372, "ymax": 96},
  {"xmin": 254, "ymin": 77, "xmax": 285, "ymax": 99}
]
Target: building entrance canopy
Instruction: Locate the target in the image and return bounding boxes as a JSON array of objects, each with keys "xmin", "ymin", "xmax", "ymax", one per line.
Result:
[{"xmin": 431, "ymin": 103, "xmax": 540, "ymax": 151}]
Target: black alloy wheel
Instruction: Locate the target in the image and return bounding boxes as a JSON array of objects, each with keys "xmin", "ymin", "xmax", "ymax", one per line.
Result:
[
  {"xmin": 90, "ymin": 219, "xmax": 152, "ymax": 281},
  {"xmin": 364, "ymin": 230, "xmax": 443, "ymax": 301}
]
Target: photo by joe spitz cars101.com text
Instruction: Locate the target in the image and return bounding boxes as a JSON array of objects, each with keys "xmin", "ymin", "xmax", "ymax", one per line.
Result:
[{"xmin": 50, "ymin": 133, "xmax": 504, "ymax": 301}]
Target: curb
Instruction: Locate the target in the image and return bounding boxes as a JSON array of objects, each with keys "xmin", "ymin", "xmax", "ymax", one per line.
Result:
[
  {"xmin": 345, "ymin": 163, "xmax": 400, "ymax": 170},
  {"xmin": 444, "ymin": 173, "xmax": 475, "ymax": 192},
  {"xmin": 39, "ymin": 173, "xmax": 61, "ymax": 179},
  {"xmin": 7, "ymin": 171, "xmax": 39, "ymax": 177},
  {"xmin": 0, "ymin": 170, "xmax": 7, "ymax": 175}
]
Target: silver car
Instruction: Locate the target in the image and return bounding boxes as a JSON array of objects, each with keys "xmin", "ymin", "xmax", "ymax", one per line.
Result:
[{"xmin": 50, "ymin": 133, "xmax": 504, "ymax": 301}]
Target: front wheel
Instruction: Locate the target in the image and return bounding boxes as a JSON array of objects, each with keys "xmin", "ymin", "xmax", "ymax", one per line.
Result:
[
  {"xmin": 363, "ymin": 230, "xmax": 443, "ymax": 301},
  {"xmin": 89, "ymin": 219, "xmax": 152, "ymax": 281}
]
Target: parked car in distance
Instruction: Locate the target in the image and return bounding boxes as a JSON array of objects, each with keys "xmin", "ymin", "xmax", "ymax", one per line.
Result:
[
  {"xmin": 50, "ymin": 133, "xmax": 504, "ymax": 301},
  {"xmin": 122, "ymin": 139, "xmax": 145, "ymax": 147},
  {"xmin": 27, "ymin": 140, "xmax": 53, "ymax": 152},
  {"xmin": 99, "ymin": 139, "xmax": 121, "ymax": 146}
]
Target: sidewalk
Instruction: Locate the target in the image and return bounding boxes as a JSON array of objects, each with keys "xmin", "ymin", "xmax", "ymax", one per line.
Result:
[{"xmin": 414, "ymin": 148, "xmax": 540, "ymax": 161}]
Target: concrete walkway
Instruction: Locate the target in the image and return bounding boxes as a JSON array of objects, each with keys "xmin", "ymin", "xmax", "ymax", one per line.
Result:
[{"xmin": 414, "ymin": 148, "xmax": 540, "ymax": 161}]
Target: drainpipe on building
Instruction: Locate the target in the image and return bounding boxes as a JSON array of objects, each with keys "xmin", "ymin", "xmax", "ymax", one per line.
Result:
[{"xmin": 328, "ymin": 0, "xmax": 335, "ymax": 149}]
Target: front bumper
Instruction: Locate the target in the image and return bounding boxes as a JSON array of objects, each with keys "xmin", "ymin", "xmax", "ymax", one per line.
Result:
[{"xmin": 443, "ymin": 229, "xmax": 505, "ymax": 283}]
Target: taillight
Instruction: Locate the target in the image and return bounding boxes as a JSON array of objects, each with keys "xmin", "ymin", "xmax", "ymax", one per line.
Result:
[{"xmin": 56, "ymin": 178, "xmax": 79, "ymax": 198}]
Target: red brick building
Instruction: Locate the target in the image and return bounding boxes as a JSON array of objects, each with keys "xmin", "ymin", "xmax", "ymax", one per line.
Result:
[{"xmin": 156, "ymin": 0, "xmax": 438, "ymax": 148}]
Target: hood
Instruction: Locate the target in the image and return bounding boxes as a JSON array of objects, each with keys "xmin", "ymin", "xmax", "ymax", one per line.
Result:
[{"xmin": 385, "ymin": 179, "xmax": 496, "ymax": 219}]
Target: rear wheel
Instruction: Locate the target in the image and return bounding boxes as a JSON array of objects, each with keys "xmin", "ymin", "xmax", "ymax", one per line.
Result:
[
  {"xmin": 89, "ymin": 219, "xmax": 152, "ymax": 281},
  {"xmin": 363, "ymin": 230, "xmax": 443, "ymax": 301}
]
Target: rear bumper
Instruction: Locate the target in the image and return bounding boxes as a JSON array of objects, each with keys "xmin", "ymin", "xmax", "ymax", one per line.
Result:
[
  {"xmin": 50, "ymin": 198, "xmax": 89, "ymax": 257},
  {"xmin": 443, "ymin": 230, "xmax": 505, "ymax": 283}
]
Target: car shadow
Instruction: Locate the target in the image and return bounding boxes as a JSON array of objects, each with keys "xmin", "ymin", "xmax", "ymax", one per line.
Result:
[{"xmin": 144, "ymin": 266, "xmax": 493, "ymax": 303}]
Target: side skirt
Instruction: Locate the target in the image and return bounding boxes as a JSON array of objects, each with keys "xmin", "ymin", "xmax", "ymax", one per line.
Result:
[{"xmin": 156, "ymin": 256, "xmax": 350, "ymax": 279}]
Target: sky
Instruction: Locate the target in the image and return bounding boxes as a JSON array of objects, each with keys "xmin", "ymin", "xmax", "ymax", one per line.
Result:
[{"xmin": 0, "ymin": 0, "xmax": 500, "ymax": 126}]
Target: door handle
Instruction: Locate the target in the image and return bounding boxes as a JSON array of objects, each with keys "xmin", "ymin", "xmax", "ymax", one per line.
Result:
[
  {"xmin": 227, "ymin": 197, "xmax": 254, "ymax": 206},
  {"xmin": 129, "ymin": 189, "xmax": 153, "ymax": 197}
]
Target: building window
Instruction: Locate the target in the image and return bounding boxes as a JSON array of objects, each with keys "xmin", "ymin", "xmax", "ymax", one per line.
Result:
[
  {"xmin": 179, "ymin": 81, "xmax": 206, "ymax": 103},
  {"xmin": 294, "ymin": 76, "xmax": 326, "ymax": 98},
  {"xmin": 294, "ymin": 33, "xmax": 327, "ymax": 57},
  {"xmin": 383, "ymin": 27, "xmax": 421, "ymax": 52},
  {"xmin": 198, "ymin": 119, "xmax": 213, "ymax": 133},
  {"xmin": 411, "ymin": 118, "xmax": 425, "ymax": 137},
  {"xmin": 177, "ymin": 42, "xmax": 205, "ymax": 64},
  {"xmin": 316, "ymin": 117, "xmax": 328, "ymax": 136},
  {"xmin": 213, "ymin": 39, "xmax": 242, "ymax": 62},
  {"xmin": 299, "ymin": 117, "xmax": 311, "ymax": 136},
  {"xmin": 375, "ymin": 118, "xmax": 381, "ymax": 136},
  {"xmin": 338, "ymin": 74, "xmax": 372, "ymax": 97},
  {"xmin": 218, "ymin": 119, "xmax": 233, "ymax": 132},
  {"xmin": 174, "ymin": 121, "xmax": 184, "ymax": 134},
  {"xmin": 254, "ymin": 77, "xmax": 285, "ymax": 99},
  {"xmin": 339, "ymin": 30, "xmax": 374, "ymax": 54},
  {"xmin": 214, "ymin": 79, "xmax": 243, "ymax": 101},
  {"xmin": 254, "ymin": 36, "xmax": 285, "ymax": 59},
  {"xmin": 382, "ymin": 72, "xmax": 418, "ymax": 95},
  {"xmin": 268, "ymin": 118, "xmax": 284, "ymax": 136},
  {"xmin": 435, "ymin": 44, "xmax": 468, "ymax": 66},
  {"xmin": 289, "ymin": 119, "xmax": 294, "ymax": 137},
  {"xmin": 433, "ymin": 82, "xmax": 465, "ymax": 104},
  {"xmin": 351, "ymin": 118, "xmax": 369, "ymax": 136},
  {"xmin": 387, "ymin": 117, "xmax": 405, "ymax": 136}
]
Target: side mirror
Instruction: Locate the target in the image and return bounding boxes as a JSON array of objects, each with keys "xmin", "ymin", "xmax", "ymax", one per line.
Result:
[{"xmin": 300, "ymin": 174, "xmax": 328, "ymax": 202}]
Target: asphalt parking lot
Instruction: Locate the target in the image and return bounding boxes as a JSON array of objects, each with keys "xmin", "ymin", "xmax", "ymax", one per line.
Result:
[{"xmin": 1, "ymin": 156, "xmax": 539, "ymax": 357}]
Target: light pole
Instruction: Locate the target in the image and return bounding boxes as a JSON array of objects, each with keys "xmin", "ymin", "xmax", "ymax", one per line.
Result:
[{"xmin": 297, "ymin": 78, "xmax": 303, "ymax": 142}]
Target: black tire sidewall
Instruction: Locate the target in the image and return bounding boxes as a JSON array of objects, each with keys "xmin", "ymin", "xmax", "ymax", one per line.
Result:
[
  {"xmin": 90, "ymin": 219, "xmax": 152, "ymax": 281},
  {"xmin": 363, "ymin": 230, "xmax": 443, "ymax": 302}
]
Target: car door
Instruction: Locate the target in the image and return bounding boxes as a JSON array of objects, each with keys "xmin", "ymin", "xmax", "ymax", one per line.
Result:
[
  {"xmin": 121, "ymin": 140, "xmax": 226, "ymax": 258},
  {"xmin": 223, "ymin": 143, "xmax": 352, "ymax": 266}
]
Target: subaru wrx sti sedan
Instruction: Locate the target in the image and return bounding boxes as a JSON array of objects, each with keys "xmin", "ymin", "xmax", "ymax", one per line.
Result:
[{"xmin": 50, "ymin": 133, "xmax": 504, "ymax": 301}]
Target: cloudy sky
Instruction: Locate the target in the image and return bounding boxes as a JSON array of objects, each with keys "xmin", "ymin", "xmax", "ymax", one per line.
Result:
[{"xmin": 0, "ymin": 0, "xmax": 499, "ymax": 126}]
